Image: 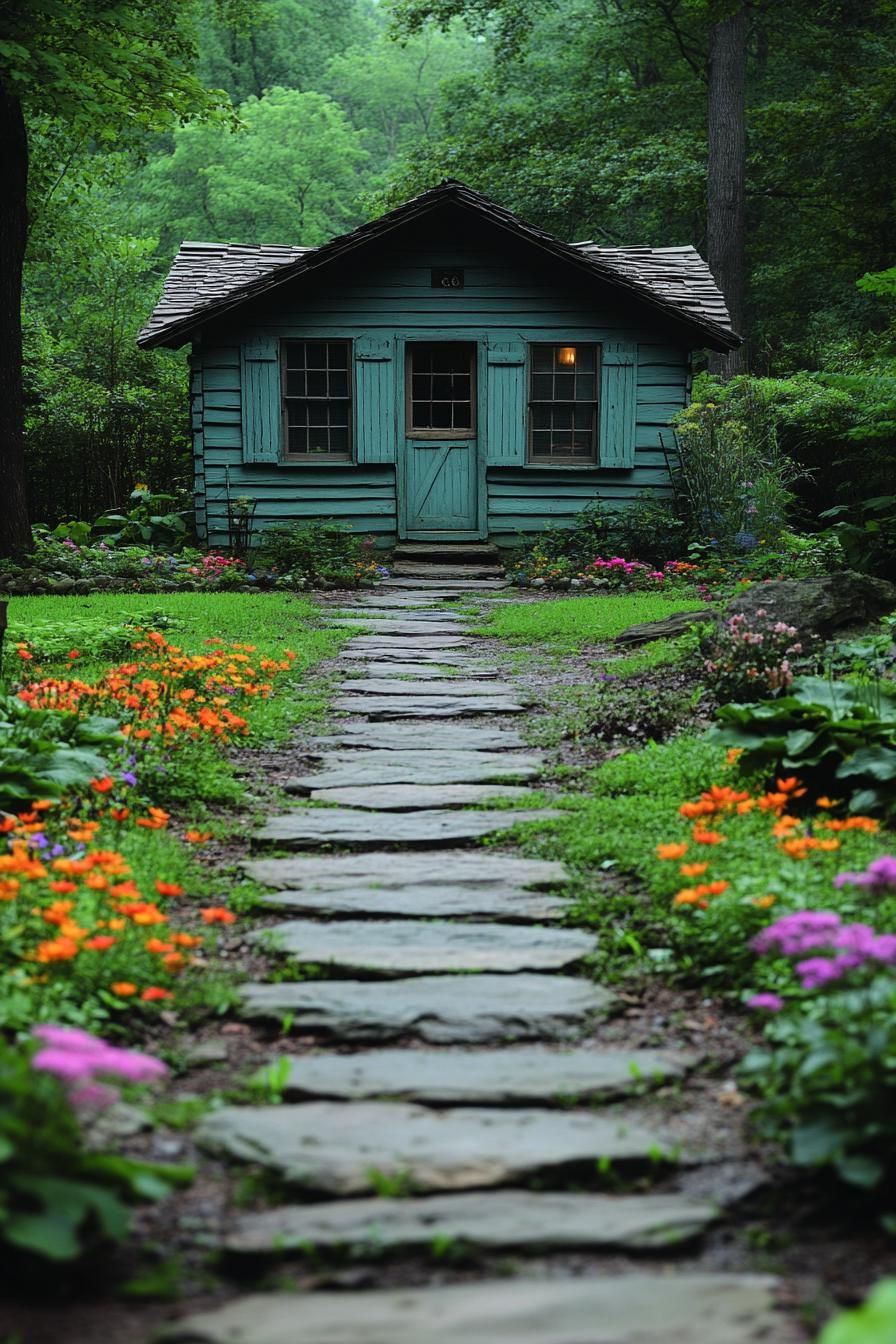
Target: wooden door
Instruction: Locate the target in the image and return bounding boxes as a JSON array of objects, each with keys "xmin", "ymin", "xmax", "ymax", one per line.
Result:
[{"xmin": 401, "ymin": 342, "xmax": 479, "ymax": 538}]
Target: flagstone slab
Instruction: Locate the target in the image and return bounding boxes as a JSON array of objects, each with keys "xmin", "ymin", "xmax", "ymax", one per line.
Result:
[
  {"xmin": 333, "ymin": 695, "xmax": 527, "ymax": 718},
  {"xmin": 244, "ymin": 850, "xmax": 567, "ymax": 890},
  {"xmin": 307, "ymin": 784, "xmax": 536, "ymax": 810},
  {"xmin": 257, "ymin": 1045, "xmax": 698, "ymax": 1105},
  {"xmin": 344, "ymin": 635, "xmax": 471, "ymax": 651},
  {"xmin": 311, "ymin": 723, "xmax": 528, "ymax": 750},
  {"xmin": 223, "ymin": 1188, "xmax": 718, "ymax": 1258},
  {"xmin": 338, "ymin": 662, "xmax": 500, "ymax": 679},
  {"xmin": 194, "ymin": 1100, "xmax": 674, "ymax": 1196},
  {"xmin": 157, "ymin": 1273, "xmax": 799, "ymax": 1343},
  {"xmin": 339, "ymin": 647, "xmax": 481, "ymax": 664},
  {"xmin": 338, "ymin": 678, "xmax": 524, "ymax": 698},
  {"xmin": 253, "ymin": 808, "xmax": 560, "ymax": 848},
  {"xmin": 330, "ymin": 620, "xmax": 466, "ymax": 636},
  {"xmin": 255, "ymin": 883, "xmax": 566, "ymax": 921},
  {"xmin": 380, "ymin": 576, "xmax": 508, "ymax": 589},
  {"xmin": 287, "ymin": 752, "xmax": 544, "ymax": 790},
  {"xmin": 252, "ymin": 918, "xmax": 593, "ymax": 975},
  {"xmin": 238, "ymin": 973, "xmax": 611, "ymax": 1043},
  {"xmin": 331, "ymin": 608, "xmax": 464, "ymax": 623}
]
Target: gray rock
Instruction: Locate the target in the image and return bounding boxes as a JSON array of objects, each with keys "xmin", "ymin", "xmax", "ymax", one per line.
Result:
[
  {"xmin": 333, "ymin": 695, "xmax": 527, "ymax": 718},
  {"xmin": 615, "ymin": 607, "xmax": 713, "ymax": 646},
  {"xmin": 312, "ymin": 723, "xmax": 527, "ymax": 750},
  {"xmin": 252, "ymin": 917, "xmax": 593, "ymax": 975},
  {"xmin": 256, "ymin": 1045, "xmax": 697, "ymax": 1105},
  {"xmin": 223, "ymin": 1188, "xmax": 717, "ymax": 1257},
  {"xmin": 287, "ymin": 752, "xmax": 544, "ymax": 790},
  {"xmin": 195, "ymin": 1100, "xmax": 675, "ymax": 1195},
  {"xmin": 256, "ymin": 884, "xmax": 566, "ymax": 922},
  {"xmin": 345, "ymin": 635, "xmax": 471, "ymax": 650},
  {"xmin": 184, "ymin": 1040, "xmax": 229, "ymax": 1066},
  {"xmin": 308, "ymin": 784, "xmax": 536, "ymax": 810},
  {"xmin": 726, "ymin": 570, "xmax": 896, "ymax": 639},
  {"xmin": 338, "ymin": 678, "xmax": 524, "ymax": 698},
  {"xmin": 48, "ymin": 577, "xmax": 76, "ymax": 594},
  {"xmin": 238, "ymin": 973, "xmax": 612, "ymax": 1043},
  {"xmin": 330, "ymin": 620, "xmax": 466, "ymax": 636},
  {"xmin": 253, "ymin": 808, "xmax": 560, "ymax": 848},
  {"xmin": 337, "ymin": 662, "xmax": 500, "ymax": 679},
  {"xmin": 244, "ymin": 850, "xmax": 567, "ymax": 889},
  {"xmin": 155, "ymin": 1274, "xmax": 799, "ymax": 1343}
]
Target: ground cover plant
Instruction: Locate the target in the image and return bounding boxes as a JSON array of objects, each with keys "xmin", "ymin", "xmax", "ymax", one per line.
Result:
[{"xmin": 479, "ymin": 593, "xmax": 708, "ymax": 655}]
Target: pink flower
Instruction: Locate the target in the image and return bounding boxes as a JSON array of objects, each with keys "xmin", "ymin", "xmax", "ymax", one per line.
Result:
[
  {"xmin": 747, "ymin": 992, "xmax": 784, "ymax": 1012},
  {"xmin": 31, "ymin": 1047, "xmax": 96, "ymax": 1081}
]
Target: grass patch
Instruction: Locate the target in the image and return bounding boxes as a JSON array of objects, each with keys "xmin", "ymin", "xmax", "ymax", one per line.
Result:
[{"xmin": 476, "ymin": 594, "xmax": 708, "ymax": 653}]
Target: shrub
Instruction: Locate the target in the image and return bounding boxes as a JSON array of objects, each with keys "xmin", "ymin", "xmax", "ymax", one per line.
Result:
[
  {"xmin": 703, "ymin": 608, "xmax": 808, "ymax": 702},
  {"xmin": 578, "ymin": 679, "xmax": 698, "ymax": 746},
  {"xmin": 0, "ymin": 697, "xmax": 123, "ymax": 811},
  {"xmin": 254, "ymin": 519, "xmax": 385, "ymax": 587},
  {"xmin": 712, "ymin": 676, "xmax": 896, "ymax": 816},
  {"xmin": 742, "ymin": 871, "xmax": 896, "ymax": 1189},
  {"xmin": 816, "ymin": 1278, "xmax": 896, "ymax": 1344},
  {"xmin": 0, "ymin": 1029, "xmax": 186, "ymax": 1263}
]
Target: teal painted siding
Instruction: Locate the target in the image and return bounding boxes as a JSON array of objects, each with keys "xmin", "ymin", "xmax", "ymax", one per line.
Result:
[{"xmin": 193, "ymin": 222, "xmax": 692, "ymax": 547}]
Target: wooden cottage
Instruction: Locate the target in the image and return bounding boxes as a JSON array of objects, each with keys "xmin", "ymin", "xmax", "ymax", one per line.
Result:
[{"xmin": 138, "ymin": 181, "xmax": 738, "ymax": 553}]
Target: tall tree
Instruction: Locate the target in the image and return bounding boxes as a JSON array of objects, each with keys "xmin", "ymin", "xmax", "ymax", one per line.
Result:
[
  {"xmin": 706, "ymin": 3, "xmax": 747, "ymax": 375},
  {"xmin": 0, "ymin": 0, "xmax": 236, "ymax": 556}
]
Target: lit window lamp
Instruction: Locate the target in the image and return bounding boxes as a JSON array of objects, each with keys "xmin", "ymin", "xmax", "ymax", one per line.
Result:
[{"xmin": 557, "ymin": 346, "xmax": 577, "ymax": 367}]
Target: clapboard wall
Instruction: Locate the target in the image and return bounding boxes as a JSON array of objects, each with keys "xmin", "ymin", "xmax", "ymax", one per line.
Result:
[{"xmin": 191, "ymin": 216, "xmax": 690, "ymax": 548}]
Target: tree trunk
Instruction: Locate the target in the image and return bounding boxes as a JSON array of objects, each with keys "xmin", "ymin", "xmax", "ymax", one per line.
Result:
[
  {"xmin": 707, "ymin": 5, "xmax": 748, "ymax": 377},
  {"xmin": 0, "ymin": 85, "xmax": 32, "ymax": 556}
]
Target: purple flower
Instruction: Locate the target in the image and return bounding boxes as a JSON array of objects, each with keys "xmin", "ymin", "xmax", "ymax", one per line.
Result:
[
  {"xmin": 795, "ymin": 957, "xmax": 845, "ymax": 989},
  {"xmin": 50, "ymin": 843, "xmax": 65, "ymax": 858},
  {"xmin": 834, "ymin": 856, "xmax": 896, "ymax": 892},
  {"xmin": 747, "ymin": 992, "xmax": 784, "ymax": 1012},
  {"xmin": 120, "ymin": 771, "xmax": 137, "ymax": 787},
  {"xmin": 31, "ymin": 1048, "xmax": 96, "ymax": 1081},
  {"xmin": 33, "ymin": 1025, "xmax": 100, "ymax": 1050}
]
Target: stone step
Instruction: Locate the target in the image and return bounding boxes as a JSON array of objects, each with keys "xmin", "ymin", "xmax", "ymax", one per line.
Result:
[
  {"xmin": 255, "ymin": 1046, "xmax": 697, "ymax": 1106},
  {"xmin": 307, "ymin": 784, "xmax": 537, "ymax": 810},
  {"xmin": 379, "ymin": 576, "xmax": 509, "ymax": 590},
  {"xmin": 338, "ymin": 646, "xmax": 479, "ymax": 664},
  {"xmin": 332, "ymin": 694, "xmax": 527, "ymax": 718},
  {"xmin": 343, "ymin": 634, "xmax": 471, "ymax": 650},
  {"xmin": 331, "ymin": 608, "xmax": 464, "ymax": 623},
  {"xmin": 392, "ymin": 561, "xmax": 505, "ymax": 579},
  {"xmin": 253, "ymin": 808, "xmax": 560, "ymax": 848},
  {"xmin": 223, "ymin": 1188, "xmax": 717, "ymax": 1259},
  {"xmin": 287, "ymin": 752, "xmax": 544, "ymax": 790},
  {"xmin": 330, "ymin": 619, "xmax": 466, "ymax": 636},
  {"xmin": 337, "ymin": 661, "xmax": 501, "ymax": 679},
  {"xmin": 156, "ymin": 1274, "xmax": 799, "ymax": 1344},
  {"xmin": 195, "ymin": 1100, "xmax": 679, "ymax": 1197},
  {"xmin": 393, "ymin": 542, "xmax": 502, "ymax": 562},
  {"xmin": 311, "ymin": 723, "xmax": 528, "ymax": 750},
  {"xmin": 244, "ymin": 851, "xmax": 567, "ymax": 890},
  {"xmin": 338, "ymin": 678, "xmax": 524, "ymax": 698},
  {"xmin": 252, "ymin": 917, "xmax": 593, "ymax": 976},
  {"xmin": 238, "ymin": 972, "xmax": 611, "ymax": 1043},
  {"xmin": 255, "ymin": 883, "xmax": 566, "ymax": 922}
]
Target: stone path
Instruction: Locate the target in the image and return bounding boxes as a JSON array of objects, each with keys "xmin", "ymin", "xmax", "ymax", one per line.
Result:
[{"xmin": 164, "ymin": 581, "xmax": 799, "ymax": 1343}]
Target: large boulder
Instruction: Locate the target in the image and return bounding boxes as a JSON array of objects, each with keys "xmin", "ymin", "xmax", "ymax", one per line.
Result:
[
  {"xmin": 726, "ymin": 571, "xmax": 896, "ymax": 639},
  {"xmin": 614, "ymin": 607, "xmax": 717, "ymax": 646}
]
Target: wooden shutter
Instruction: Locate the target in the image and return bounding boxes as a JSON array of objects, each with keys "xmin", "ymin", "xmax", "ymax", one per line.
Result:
[
  {"xmin": 355, "ymin": 335, "xmax": 395, "ymax": 463},
  {"xmin": 240, "ymin": 335, "xmax": 281, "ymax": 463},
  {"xmin": 486, "ymin": 338, "xmax": 526, "ymax": 465},
  {"xmin": 599, "ymin": 340, "xmax": 638, "ymax": 468}
]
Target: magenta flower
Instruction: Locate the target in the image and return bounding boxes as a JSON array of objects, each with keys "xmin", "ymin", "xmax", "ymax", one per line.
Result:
[
  {"xmin": 31, "ymin": 1047, "xmax": 96, "ymax": 1081},
  {"xmin": 30, "ymin": 1025, "xmax": 167, "ymax": 1108},
  {"xmin": 834, "ymin": 856, "xmax": 896, "ymax": 892},
  {"xmin": 747, "ymin": 992, "xmax": 784, "ymax": 1012}
]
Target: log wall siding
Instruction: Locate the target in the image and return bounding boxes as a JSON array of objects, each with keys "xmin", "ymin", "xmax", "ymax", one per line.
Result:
[{"xmin": 193, "ymin": 234, "xmax": 690, "ymax": 548}]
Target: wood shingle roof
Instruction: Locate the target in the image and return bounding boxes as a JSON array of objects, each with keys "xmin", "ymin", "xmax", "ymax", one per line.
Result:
[{"xmin": 138, "ymin": 181, "xmax": 739, "ymax": 351}]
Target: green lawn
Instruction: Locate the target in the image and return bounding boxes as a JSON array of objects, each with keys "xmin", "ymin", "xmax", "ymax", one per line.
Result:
[{"xmin": 479, "ymin": 593, "xmax": 709, "ymax": 653}]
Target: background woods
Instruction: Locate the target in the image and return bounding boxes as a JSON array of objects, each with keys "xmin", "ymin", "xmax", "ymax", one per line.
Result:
[{"xmin": 2, "ymin": 0, "xmax": 895, "ymax": 549}]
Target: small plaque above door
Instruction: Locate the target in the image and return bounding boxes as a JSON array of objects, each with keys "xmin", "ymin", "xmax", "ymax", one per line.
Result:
[{"xmin": 431, "ymin": 267, "xmax": 464, "ymax": 289}]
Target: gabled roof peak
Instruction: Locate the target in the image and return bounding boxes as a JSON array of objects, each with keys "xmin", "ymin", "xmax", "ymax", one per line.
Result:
[{"xmin": 138, "ymin": 180, "xmax": 739, "ymax": 351}]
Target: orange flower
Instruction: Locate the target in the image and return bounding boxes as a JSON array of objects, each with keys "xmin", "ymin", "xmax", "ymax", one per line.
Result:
[
  {"xmin": 161, "ymin": 952, "xmax": 185, "ymax": 972},
  {"xmin": 752, "ymin": 895, "xmax": 777, "ymax": 909},
  {"xmin": 32, "ymin": 800, "xmax": 56, "ymax": 812},
  {"xmin": 170, "ymin": 932, "xmax": 203, "ymax": 948},
  {"xmin": 0, "ymin": 816, "xmax": 16, "ymax": 833},
  {"xmin": 111, "ymin": 982, "xmax": 138, "ymax": 997},
  {"xmin": 680, "ymin": 862, "xmax": 709, "ymax": 877},
  {"xmin": 185, "ymin": 830, "xmax": 213, "ymax": 844},
  {"xmin": 90, "ymin": 777, "xmax": 116, "ymax": 794},
  {"xmin": 136, "ymin": 806, "xmax": 170, "ymax": 830},
  {"xmin": 141, "ymin": 987, "xmax": 174, "ymax": 1002},
  {"xmin": 85, "ymin": 874, "xmax": 109, "ymax": 891},
  {"xmin": 155, "ymin": 881, "xmax": 185, "ymax": 898},
  {"xmin": 34, "ymin": 936, "xmax": 80, "ymax": 962},
  {"xmin": 144, "ymin": 938, "xmax": 175, "ymax": 954},
  {"xmin": 771, "ymin": 816, "xmax": 801, "ymax": 837},
  {"xmin": 656, "ymin": 842, "xmax": 688, "ymax": 860},
  {"xmin": 673, "ymin": 888, "xmax": 708, "ymax": 909},
  {"xmin": 776, "ymin": 777, "xmax": 807, "ymax": 797},
  {"xmin": 48, "ymin": 880, "xmax": 79, "ymax": 894},
  {"xmin": 42, "ymin": 900, "xmax": 75, "ymax": 925},
  {"xmin": 84, "ymin": 935, "xmax": 117, "ymax": 951},
  {"xmin": 200, "ymin": 906, "xmax": 236, "ymax": 925},
  {"xmin": 815, "ymin": 796, "xmax": 842, "ymax": 810},
  {"xmin": 0, "ymin": 878, "xmax": 20, "ymax": 901},
  {"xmin": 68, "ymin": 650, "xmax": 80, "ymax": 660},
  {"xmin": 692, "ymin": 828, "xmax": 725, "ymax": 845},
  {"xmin": 725, "ymin": 747, "xmax": 744, "ymax": 764},
  {"xmin": 109, "ymin": 806, "xmax": 130, "ymax": 822}
]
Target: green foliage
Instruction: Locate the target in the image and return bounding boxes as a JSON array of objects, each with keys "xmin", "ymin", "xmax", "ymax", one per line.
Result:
[
  {"xmin": 816, "ymin": 1279, "xmax": 896, "ymax": 1344},
  {"xmin": 0, "ymin": 697, "xmax": 122, "ymax": 810},
  {"xmin": 255, "ymin": 519, "xmax": 383, "ymax": 586},
  {"xmin": 480, "ymin": 594, "xmax": 707, "ymax": 654},
  {"xmin": 703, "ymin": 609, "xmax": 809, "ymax": 703},
  {"xmin": 712, "ymin": 676, "xmax": 896, "ymax": 816},
  {"xmin": 92, "ymin": 486, "xmax": 189, "ymax": 550},
  {"xmin": 0, "ymin": 609, "xmax": 179, "ymax": 673},
  {"xmin": 741, "ymin": 973, "xmax": 896, "ymax": 1190},
  {"xmin": 0, "ymin": 1036, "xmax": 188, "ymax": 1263}
]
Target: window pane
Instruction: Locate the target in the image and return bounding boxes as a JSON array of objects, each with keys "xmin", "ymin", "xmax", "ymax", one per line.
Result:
[
  {"xmin": 326, "ymin": 342, "xmax": 348, "ymax": 369},
  {"xmin": 452, "ymin": 402, "xmax": 472, "ymax": 429},
  {"xmin": 306, "ymin": 342, "xmax": 326, "ymax": 368},
  {"xmin": 282, "ymin": 340, "xmax": 352, "ymax": 458},
  {"xmin": 407, "ymin": 343, "xmax": 475, "ymax": 436},
  {"xmin": 306, "ymin": 371, "xmax": 327, "ymax": 398},
  {"xmin": 431, "ymin": 403, "xmax": 452, "ymax": 428},
  {"xmin": 528, "ymin": 343, "xmax": 599, "ymax": 461},
  {"xmin": 285, "ymin": 370, "xmax": 305, "ymax": 397}
]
